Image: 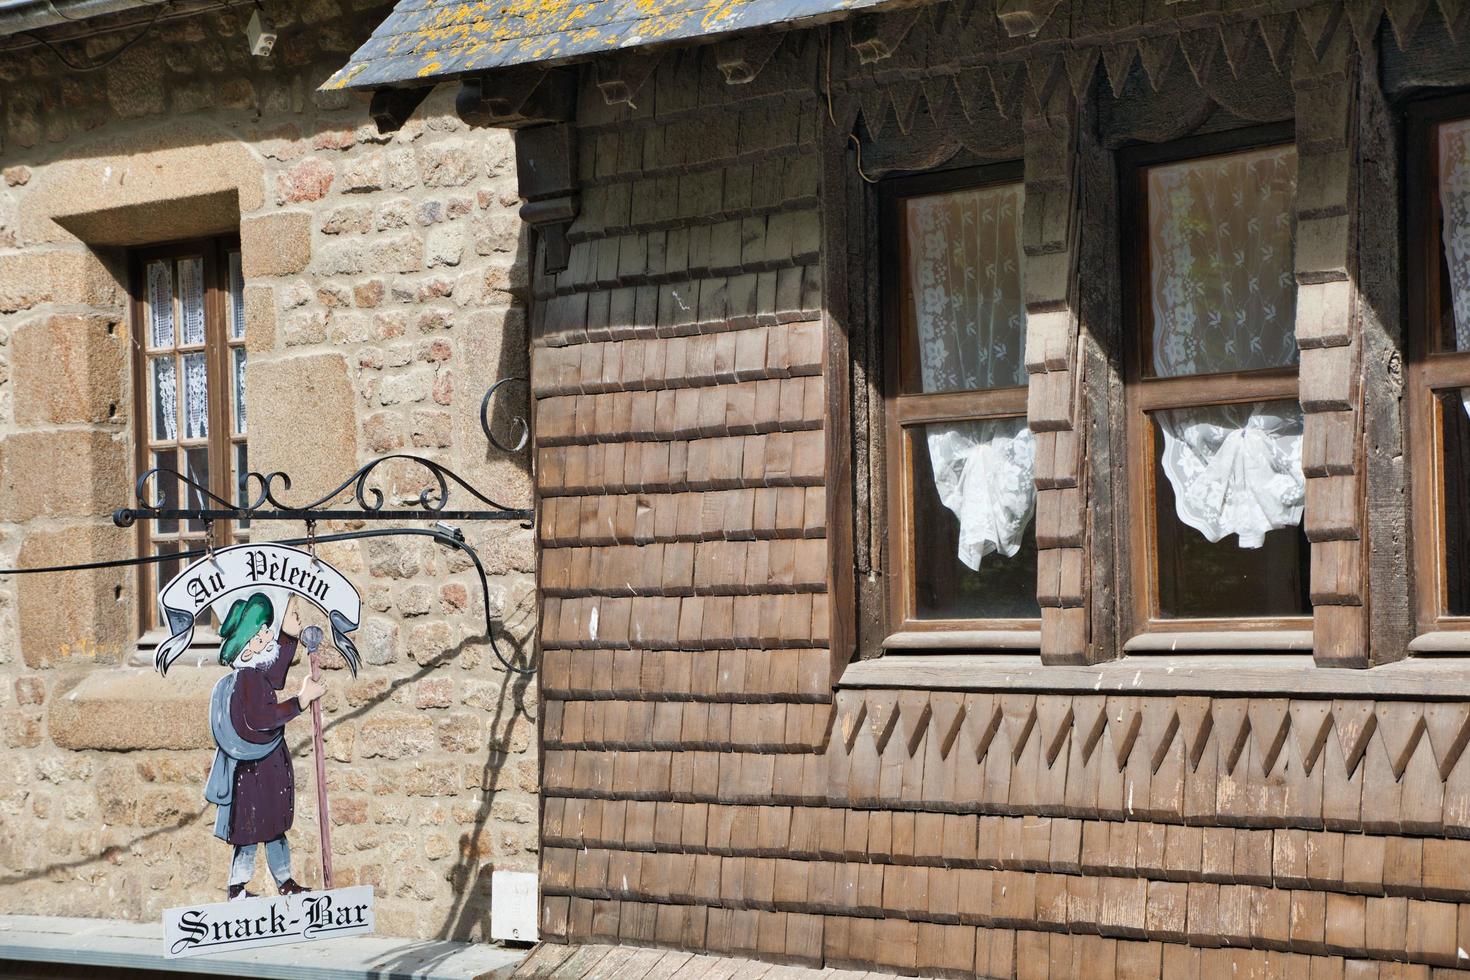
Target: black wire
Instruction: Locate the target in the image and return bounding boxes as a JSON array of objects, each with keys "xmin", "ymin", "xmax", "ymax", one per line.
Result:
[
  {"xmin": 0, "ymin": 527, "xmax": 536, "ymax": 676},
  {"xmin": 22, "ymin": 1, "xmax": 169, "ymax": 73}
]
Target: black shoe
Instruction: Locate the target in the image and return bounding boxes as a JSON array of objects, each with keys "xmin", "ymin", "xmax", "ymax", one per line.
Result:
[
  {"xmin": 228, "ymin": 884, "xmax": 256, "ymax": 901},
  {"xmin": 278, "ymin": 878, "xmax": 309, "ymax": 896}
]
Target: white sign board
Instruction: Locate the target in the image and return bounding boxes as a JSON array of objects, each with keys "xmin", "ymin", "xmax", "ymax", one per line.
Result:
[
  {"xmin": 490, "ymin": 870, "xmax": 539, "ymax": 943},
  {"xmin": 164, "ymin": 886, "xmax": 374, "ymax": 958},
  {"xmin": 154, "ymin": 542, "xmax": 363, "ymax": 675}
]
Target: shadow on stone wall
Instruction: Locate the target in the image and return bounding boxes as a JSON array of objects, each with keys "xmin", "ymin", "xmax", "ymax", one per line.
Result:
[{"xmin": 0, "ymin": 626, "xmax": 534, "ymax": 922}]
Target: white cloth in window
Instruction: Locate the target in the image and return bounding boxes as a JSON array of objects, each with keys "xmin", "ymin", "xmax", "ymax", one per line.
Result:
[
  {"xmin": 1156, "ymin": 404, "xmax": 1304, "ymax": 548},
  {"xmin": 926, "ymin": 419, "xmax": 1036, "ymax": 570},
  {"xmin": 906, "ymin": 182, "xmax": 1032, "ymax": 570},
  {"xmin": 1437, "ymin": 119, "xmax": 1470, "ymax": 418},
  {"xmin": 1148, "ymin": 145, "xmax": 1304, "ymax": 548}
]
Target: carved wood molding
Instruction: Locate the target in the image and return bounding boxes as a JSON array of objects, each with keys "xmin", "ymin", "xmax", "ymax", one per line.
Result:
[
  {"xmin": 834, "ymin": 687, "xmax": 1470, "ymax": 811},
  {"xmin": 842, "ymin": 0, "xmax": 1373, "ymax": 145}
]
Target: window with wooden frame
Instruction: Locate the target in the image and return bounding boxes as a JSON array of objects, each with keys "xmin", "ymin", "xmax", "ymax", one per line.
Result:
[
  {"xmin": 130, "ymin": 238, "xmax": 249, "ymax": 637},
  {"xmin": 1409, "ymin": 95, "xmax": 1470, "ymax": 637},
  {"xmin": 1121, "ymin": 127, "xmax": 1312, "ymax": 642},
  {"xmin": 879, "ymin": 163, "xmax": 1040, "ymax": 646}
]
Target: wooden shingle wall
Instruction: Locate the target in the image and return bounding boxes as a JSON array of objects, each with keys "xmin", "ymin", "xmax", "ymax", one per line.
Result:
[
  {"xmin": 1294, "ymin": 33, "xmax": 1370, "ymax": 667},
  {"xmin": 524, "ymin": 2, "xmax": 1470, "ymax": 975},
  {"xmin": 541, "ymin": 684, "xmax": 1470, "ymax": 976},
  {"xmin": 1022, "ymin": 82, "xmax": 1089, "ymax": 665}
]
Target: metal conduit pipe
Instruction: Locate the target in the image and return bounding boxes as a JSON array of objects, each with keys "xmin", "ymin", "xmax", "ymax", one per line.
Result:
[{"xmin": 0, "ymin": 0, "xmax": 166, "ymax": 38}]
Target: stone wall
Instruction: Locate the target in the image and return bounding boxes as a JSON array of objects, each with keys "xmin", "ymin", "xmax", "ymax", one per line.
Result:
[
  {"xmin": 0, "ymin": 1, "xmax": 538, "ymax": 941},
  {"xmin": 526, "ymin": 1, "xmax": 1470, "ymax": 975}
]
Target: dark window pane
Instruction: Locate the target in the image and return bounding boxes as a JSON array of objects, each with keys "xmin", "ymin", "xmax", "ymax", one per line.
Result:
[
  {"xmin": 1442, "ymin": 390, "xmax": 1470, "ymax": 616},
  {"xmin": 235, "ymin": 443, "xmax": 251, "ymax": 535},
  {"xmin": 1153, "ymin": 416, "xmax": 1310, "ymax": 618},
  {"xmin": 150, "ymin": 449, "xmax": 179, "ymax": 535},
  {"xmin": 910, "ymin": 423, "xmax": 1039, "ymax": 620},
  {"xmin": 184, "ymin": 446, "xmax": 210, "ymax": 533},
  {"xmin": 154, "ymin": 541, "xmax": 180, "ymax": 598}
]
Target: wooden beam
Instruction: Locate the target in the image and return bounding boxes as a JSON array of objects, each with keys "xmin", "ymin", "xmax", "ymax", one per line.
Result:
[{"xmin": 368, "ymin": 85, "xmax": 432, "ymax": 134}]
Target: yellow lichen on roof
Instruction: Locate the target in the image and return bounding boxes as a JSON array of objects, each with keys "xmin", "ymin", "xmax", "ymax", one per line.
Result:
[
  {"xmin": 700, "ymin": 0, "xmax": 743, "ymax": 29},
  {"xmin": 325, "ymin": 0, "xmax": 902, "ymax": 92}
]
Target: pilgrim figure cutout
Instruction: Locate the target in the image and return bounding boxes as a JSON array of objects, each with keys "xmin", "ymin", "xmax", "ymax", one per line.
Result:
[{"xmin": 206, "ymin": 592, "xmax": 326, "ymax": 900}]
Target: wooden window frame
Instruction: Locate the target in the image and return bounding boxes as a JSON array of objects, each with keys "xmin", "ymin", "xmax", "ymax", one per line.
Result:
[
  {"xmin": 1118, "ymin": 122, "xmax": 1312, "ymax": 644},
  {"xmin": 1407, "ymin": 92, "xmax": 1470, "ymax": 639},
  {"xmin": 128, "ymin": 235, "xmax": 246, "ymax": 639},
  {"xmin": 877, "ymin": 160, "xmax": 1039, "ymax": 647}
]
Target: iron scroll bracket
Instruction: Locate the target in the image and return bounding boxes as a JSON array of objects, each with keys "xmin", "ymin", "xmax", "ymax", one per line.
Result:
[
  {"xmin": 98, "ymin": 381, "xmax": 538, "ymax": 674},
  {"xmin": 114, "ymin": 378, "xmax": 535, "ymax": 529}
]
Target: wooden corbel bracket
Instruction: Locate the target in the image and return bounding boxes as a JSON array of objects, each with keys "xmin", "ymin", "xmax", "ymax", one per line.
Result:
[
  {"xmin": 715, "ymin": 32, "xmax": 786, "ymax": 84},
  {"xmin": 514, "ymin": 123, "xmax": 579, "ymax": 274},
  {"xmin": 849, "ymin": 7, "xmax": 923, "ymax": 64},
  {"xmin": 996, "ymin": 0, "xmax": 1064, "ymax": 38},
  {"xmin": 456, "ymin": 68, "xmax": 576, "ymax": 128},
  {"xmin": 594, "ymin": 52, "xmax": 662, "ymax": 107}
]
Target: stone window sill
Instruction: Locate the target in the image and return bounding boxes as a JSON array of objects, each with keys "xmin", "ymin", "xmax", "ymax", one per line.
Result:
[
  {"xmin": 127, "ymin": 627, "xmax": 222, "ymax": 669},
  {"xmin": 838, "ymin": 652, "xmax": 1470, "ymax": 699},
  {"xmin": 48, "ymin": 666, "xmax": 217, "ymax": 751}
]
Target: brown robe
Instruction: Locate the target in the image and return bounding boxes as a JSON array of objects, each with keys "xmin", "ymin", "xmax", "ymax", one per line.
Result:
[{"xmin": 225, "ymin": 634, "xmax": 303, "ymax": 845}]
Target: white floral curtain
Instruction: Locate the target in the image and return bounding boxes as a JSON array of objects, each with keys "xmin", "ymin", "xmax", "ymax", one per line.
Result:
[
  {"xmin": 1438, "ymin": 119, "xmax": 1470, "ymax": 418},
  {"xmin": 906, "ymin": 183, "xmax": 1034, "ymax": 570},
  {"xmin": 1148, "ymin": 145, "xmax": 1305, "ymax": 548}
]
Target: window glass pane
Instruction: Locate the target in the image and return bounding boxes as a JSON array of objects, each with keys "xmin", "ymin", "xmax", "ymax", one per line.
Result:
[
  {"xmin": 904, "ymin": 182, "xmax": 1026, "ymax": 393},
  {"xmin": 178, "ymin": 257, "xmax": 206, "ymax": 346},
  {"xmin": 233, "ymin": 347, "xmax": 247, "ymax": 435},
  {"xmin": 150, "ymin": 356, "xmax": 178, "ymax": 442},
  {"xmin": 1152, "ymin": 409, "xmax": 1310, "ymax": 618},
  {"xmin": 235, "ymin": 443, "xmax": 251, "ymax": 535},
  {"xmin": 228, "ymin": 251, "xmax": 246, "ymax": 341},
  {"xmin": 910, "ymin": 419, "xmax": 1039, "ymax": 619},
  {"xmin": 1441, "ymin": 390, "xmax": 1470, "ymax": 616},
  {"xmin": 184, "ymin": 446, "xmax": 210, "ymax": 533},
  {"xmin": 1147, "ymin": 145, "xmax": 1298, "ymax": 378},
  {"xmin": 146, "ymin": 260, "xmax": 174, "ymax": 349},
  {"xmin": 150, "ymin": 449, "xmax": 179, "ymax": 535},
  {"xmin": 182, "ymin": 351, "xmax": 209, "ymax": 439},
  {"xmin": 154, "ymin": 541, "xmax": 180, "ymax": 597}
]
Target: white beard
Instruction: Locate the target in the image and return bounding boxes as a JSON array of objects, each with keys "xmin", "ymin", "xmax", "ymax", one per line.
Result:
[{"xmin": 241, "ymin": 639, "xmax": 281, "ymax": 671}]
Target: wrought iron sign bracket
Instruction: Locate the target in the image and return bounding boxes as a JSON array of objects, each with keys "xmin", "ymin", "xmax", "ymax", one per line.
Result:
[
  {"xmin": 113, "ymin": 379, "xmax": 534, "ymax": 531},
  {"xmin": 100, "ymin": 379, "xmax": 538, "ymax": 675}
]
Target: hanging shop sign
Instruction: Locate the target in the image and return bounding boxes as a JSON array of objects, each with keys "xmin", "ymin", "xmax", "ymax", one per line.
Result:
[
  {"xmin": 155, "ymin": 542, "xmax": 362, "ymax": 675},
  {"xmin": 157, "ymin": 542, "xmax": 372, "ymax": 955},
  {"xmin": 0, "ymin": 383, "xmax": 540, "ymax": 958},
  {"xmin": 164, "ymin": 886, "xmax": 376, "ymax": 959}
]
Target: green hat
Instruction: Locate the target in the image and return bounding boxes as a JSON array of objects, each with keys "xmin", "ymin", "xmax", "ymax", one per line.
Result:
[{"xmin": 219, "ymin": 593, "xmax": 274, "ymax": 667}]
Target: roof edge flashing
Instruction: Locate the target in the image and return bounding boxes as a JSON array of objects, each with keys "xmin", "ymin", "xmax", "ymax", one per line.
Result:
[{"xmin": 0, "ymin": 0, "xmax": 157, "ymax": 39}]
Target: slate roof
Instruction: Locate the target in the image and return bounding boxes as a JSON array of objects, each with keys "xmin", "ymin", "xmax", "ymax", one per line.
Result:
[{"xmin": 322, "ymin": 0, "xmax": 904, "ymax": 91}]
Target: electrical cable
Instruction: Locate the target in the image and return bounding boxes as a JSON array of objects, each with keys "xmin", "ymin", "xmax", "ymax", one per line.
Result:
[
  {"xmin": 823, "ymin": 24, "xmax": 877, "ymax": 185},
  {"xmin": 0, "ymin": 0, "xmax": 249, "ymax": 57},
  {"xmin": 0, "ymin": 526, "xmax": 537, "ymax": 676},
  {"xmin": 21, "ymin": 0, "xmax": 167, "ymax": 72}
]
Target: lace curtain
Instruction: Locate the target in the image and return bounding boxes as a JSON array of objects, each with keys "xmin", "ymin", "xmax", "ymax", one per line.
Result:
[
  {"xmin": 906, "ymin": 183, "xmax": 1034, "ymax": 570},
  {"xmin": 1439, "ymin": 119, "xmax": 1470, "ymax": 418},
  {"xmin": 1148, "ymin": 145, "xmax": 1305, "ymax": 548}
]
